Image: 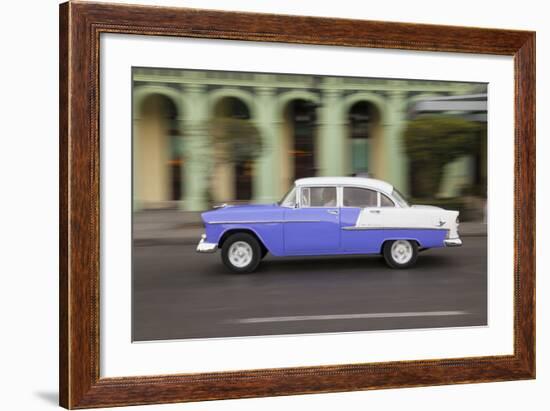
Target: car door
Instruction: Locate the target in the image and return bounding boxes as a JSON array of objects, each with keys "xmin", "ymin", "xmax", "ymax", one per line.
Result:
[
  {"xmin": 283, "ymin": 186, "xmax": 340, "ymax": 254},
  {"xmin": 340, "ymin": 186, "xmax": 380, "ymax": 252}
]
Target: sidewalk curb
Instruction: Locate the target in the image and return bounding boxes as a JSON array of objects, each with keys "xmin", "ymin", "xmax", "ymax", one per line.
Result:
[{"xmin": 134, "ymin": 239, "xmax": 199, "ymax": 247}]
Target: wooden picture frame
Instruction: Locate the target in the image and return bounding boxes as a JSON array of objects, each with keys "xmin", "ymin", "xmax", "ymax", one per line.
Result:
[{"xmin": 59, "ymin": 1, "xmax": 535, "ymax": 408}]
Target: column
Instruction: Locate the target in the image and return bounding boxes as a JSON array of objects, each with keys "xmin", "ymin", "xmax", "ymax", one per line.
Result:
[
  {"xmin": 318, "ymin": 88, "xmax": 345, "ymax": 176},
  {"xmin": 253, "ymin": 86, "xmax": 278, "ymax": 203},
  {"xmin": 180, "ymin": 84, "xmax": 210, "ymax": 211},
  {"xmin": 132, "ymin": 118, "xmax": 141, "ymax": 211},
  {"xmin": 386, "ymin": 89, "xmax": 409, "ymax": 194}
]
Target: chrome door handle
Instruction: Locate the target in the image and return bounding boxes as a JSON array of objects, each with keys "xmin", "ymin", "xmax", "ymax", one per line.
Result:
[
  {"xmin": 327, "ymin": 210, "xmax": 339, "ymax": 215},
  {"xmin": 369, "ymin": 209, "xmax": 381, "ymax": 214}
]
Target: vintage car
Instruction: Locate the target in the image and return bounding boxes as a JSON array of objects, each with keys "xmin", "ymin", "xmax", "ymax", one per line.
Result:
[{"xmin": 197, "ymin": 177, "xmax": 462, "ymax": 273}]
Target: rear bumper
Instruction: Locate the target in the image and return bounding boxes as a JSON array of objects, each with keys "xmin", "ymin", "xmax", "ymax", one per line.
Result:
[
  {"xmin": 196, "ymin": 234, "xmax": 218, "ymax": 253},
  {"xmin": 444, "ymin": 238, "xmax": 463, "ymax": 247}
]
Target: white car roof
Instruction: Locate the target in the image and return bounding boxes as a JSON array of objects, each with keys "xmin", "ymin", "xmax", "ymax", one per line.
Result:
[{"xmin": 294, "ymin": 177, "xmax": 394, "ymax": 194}]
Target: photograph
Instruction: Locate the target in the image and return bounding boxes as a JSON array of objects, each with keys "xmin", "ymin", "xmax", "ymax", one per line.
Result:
[
  {"xmin": 131, "ymin": 67, "xmax": 488, "ymax": 341},
  {"xmin": 52, "ymin": 0, "xmax": 536, "ymax": 408}
]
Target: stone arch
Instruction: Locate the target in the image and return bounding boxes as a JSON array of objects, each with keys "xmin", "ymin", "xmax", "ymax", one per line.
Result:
[
  {"xmin": 277, "ymin": 91, "xmax": 322, "ymax": 192},
  {"xmin": 133, "ymin": 85, "xmax": 190, "ymax": 121},
  {"xmin": 133, "ymin": 88, "xmax": 186, "ymax": 209},
  {"xmin": 207, "ymin": 88, "xmax": 260, "ymax": 203},
  {"xmin": 207, "ymin": 88, "xmax": 258, "ymax": 119},
  {"xmin": 276, "ymin": 90, "xmax": 321, "ymax": 119},
  {"xmin": 342, "ymin": 92, "xmax": 387, "ymax": 179},
  {"xmin": 342, "ymin": 92, "xmax": 387, "ymax": 124}
]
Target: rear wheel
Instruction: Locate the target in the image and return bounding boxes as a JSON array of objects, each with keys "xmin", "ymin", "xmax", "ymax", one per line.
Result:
[
  {"xmin": 383, "ymin": 240, "xmax": 418, "ymax": 269},
  {"xmin": 221, "ymin": 233, "xmax": 262, "ymax": 273}
]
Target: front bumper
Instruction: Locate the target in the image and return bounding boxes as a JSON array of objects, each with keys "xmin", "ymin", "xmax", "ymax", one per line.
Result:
[
  {"xmin": 444, "ymin": 238, "xmax": 463, "ymax": 247},
  {"xmin": 196, "ymin": 234, "xmax": 218, "ymax": 253}
]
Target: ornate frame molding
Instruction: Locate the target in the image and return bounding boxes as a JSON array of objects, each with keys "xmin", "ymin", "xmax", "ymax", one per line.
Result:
[{"xmin": 59, "ymin": 2, "xmax": 535, "ymax": 408}]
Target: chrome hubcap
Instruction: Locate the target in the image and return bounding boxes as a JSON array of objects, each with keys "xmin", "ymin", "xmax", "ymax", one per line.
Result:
[
  {"xmin": 390, "ymin": 240, "xmax": 413, "ymax": 264},
  {"xmin": 228, "ymin": 241, "xmax": 253, "ymax": 268}
]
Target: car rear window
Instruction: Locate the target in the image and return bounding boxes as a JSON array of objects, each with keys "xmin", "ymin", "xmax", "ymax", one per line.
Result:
[{"xmin": 380, "ymin": 193, "xmax": 395, "ymax": 207}]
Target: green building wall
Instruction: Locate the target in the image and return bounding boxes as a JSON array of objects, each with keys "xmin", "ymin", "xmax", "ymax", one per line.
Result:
[{"xmin": 132, "ymin": 68, "xmax": 480, "ymax": 211}]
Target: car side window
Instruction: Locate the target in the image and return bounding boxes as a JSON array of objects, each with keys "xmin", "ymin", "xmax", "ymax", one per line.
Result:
[
  {"xmin": 380, "ymin": 193, "xmax": 395, "ymax": 207},
  {"xmin": 343, "ymin": 187, "xmax": 378, "ymax": 208},
  {"xmin": 301, "ymin": 186, "xmax": 337, "ymax": 207}
]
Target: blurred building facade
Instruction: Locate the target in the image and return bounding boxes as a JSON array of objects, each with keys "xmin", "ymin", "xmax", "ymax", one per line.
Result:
[
  {"xmin": 133, "ymin": 68, "xmax": 486, "ymax": 211},
  {"xmin": 409, "ymin": 93, "xmax": 487, "ymax": 199}
]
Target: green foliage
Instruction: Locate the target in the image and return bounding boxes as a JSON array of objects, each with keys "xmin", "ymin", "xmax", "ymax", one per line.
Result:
[
  {"xmin": 404, "ymin": 115, "xmax": 481, "ymax": 197},
  {"xmin": 208, "ymin": 118, "xmax": 263, "ymax": 164}
]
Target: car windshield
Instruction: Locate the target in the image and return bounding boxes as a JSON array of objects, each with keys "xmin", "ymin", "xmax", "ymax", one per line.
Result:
[
  {"xmin": 392, "ymin": 188, "xmax": 410, "ymax": 208},
  {"xmin": 278, "ymin": 186, "xmax": 297, "ymax": 207}
]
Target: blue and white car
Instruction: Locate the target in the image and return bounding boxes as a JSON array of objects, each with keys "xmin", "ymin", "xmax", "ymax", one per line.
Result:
[{"xmin": 197, "ymin": 177, "xmax": 462, "ymax": 273}]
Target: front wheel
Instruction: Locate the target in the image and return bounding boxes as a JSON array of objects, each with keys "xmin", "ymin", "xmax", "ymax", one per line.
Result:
[
  {"xmin": 221, "ymin": 233, "xmax": 262, "ymax": 273},
  {"xmin": 383, "ymin": 240, "xmax": 418, "ymax": 269}
]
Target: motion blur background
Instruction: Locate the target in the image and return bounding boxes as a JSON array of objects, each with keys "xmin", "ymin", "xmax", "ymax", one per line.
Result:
[
  {"xmin": 2, "ymin": 0, "xmax": 545, "ymax": 409},
  {"xmin": 132, "ymin": 68, "xmax": 487, "ymax": 222},
  {"xmin": 131, "ymin": 68, "xmax": 489, "ymax": 341}
]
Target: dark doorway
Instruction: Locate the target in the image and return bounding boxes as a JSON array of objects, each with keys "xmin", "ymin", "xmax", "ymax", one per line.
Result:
[
  {"xmin": 213, "ymin": 97, "xmax": 253, "ymax": 201},
  {"xmin": 287, "ymin": 99, "xmax": 318, "ymax": 179},
  {"xmin": 348, "ymin": 101, "xmax": 380, "ymax": 176},
  {"xmin": 140, "ymin": 94, "xmax": 182, "ymax": 204}
]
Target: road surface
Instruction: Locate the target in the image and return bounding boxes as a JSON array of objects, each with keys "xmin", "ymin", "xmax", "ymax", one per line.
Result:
[{"xmin": 133, "ymin": 237, "xmax": 487, "ymax": 341}]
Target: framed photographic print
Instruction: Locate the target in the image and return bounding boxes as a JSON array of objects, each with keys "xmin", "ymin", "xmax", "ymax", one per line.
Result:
[{"xmin": 59, "ymin": 1, "xmax": 535, "ymax": 408}]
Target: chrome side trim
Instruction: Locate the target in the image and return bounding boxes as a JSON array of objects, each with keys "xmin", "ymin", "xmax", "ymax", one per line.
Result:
[
  {"xmin": 282, "ymin": 220, "xmax": 329, "ymax": 223},
  {"xmin": 196, "ymin": 234, "xmax": 218, "ymax": 253},
  {"xmin": 342, "ymin": 226, "xmax": 448, "ymax": 231},
  {"xmin": 210, "ymin": 220, "xmax": 284, "ymax": 224},
  {"xmin": 444, "ymin": 238, "xmax": 463, "ymax": 247},
  {"xmin": 285, "ymin": 220, "xmax": 323, "ymax": 223},
  {"xmin": 209, "ymin": 220, "xmax": 322, "ymax": 224}
]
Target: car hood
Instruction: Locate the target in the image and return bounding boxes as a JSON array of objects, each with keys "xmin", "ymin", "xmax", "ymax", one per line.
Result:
[{"xmin": 201, "ymin": 203, "xmax": 283, "ymax": 223}]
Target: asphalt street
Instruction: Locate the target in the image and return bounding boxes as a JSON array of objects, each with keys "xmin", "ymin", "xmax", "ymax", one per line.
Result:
[{"xmin": 133, "ymin": 236, "xmax": 487, "ymax": 341}]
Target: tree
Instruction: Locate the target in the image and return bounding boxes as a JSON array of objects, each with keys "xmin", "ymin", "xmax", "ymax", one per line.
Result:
[
  {"xmin": 200, "ymin": 117, "xmax": 264, "ymax": 204},
  {"xmin": 207, "ymin": 118, "xmax": 263, "ymax": 165},
  {"xmin": 403, "ymin": 115, "xmax": 481, "ymax": 198}
]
